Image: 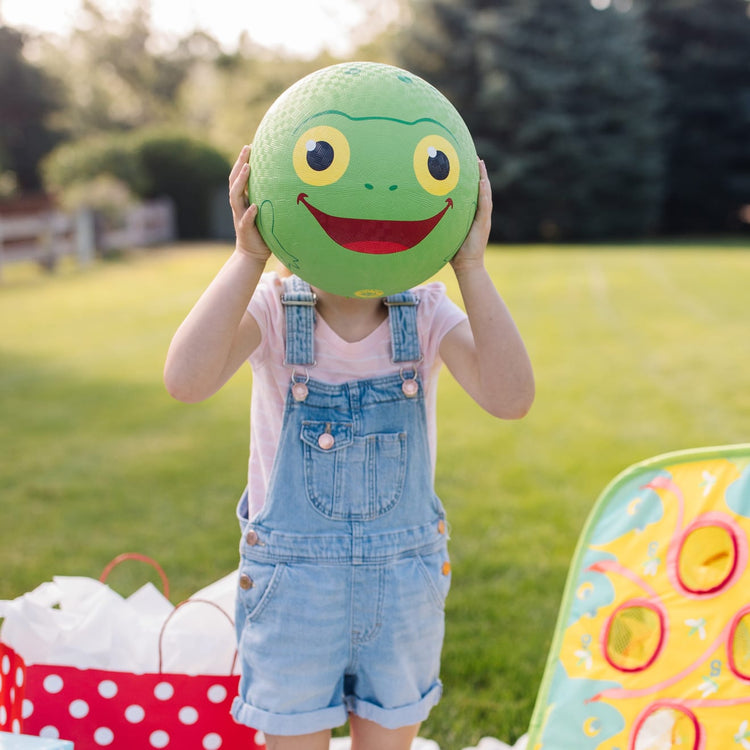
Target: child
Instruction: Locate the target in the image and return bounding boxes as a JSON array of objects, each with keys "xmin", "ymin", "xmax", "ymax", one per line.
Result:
[{"xmin": 164, "ymin": 145, "xmax": 534, "ymax": 750}]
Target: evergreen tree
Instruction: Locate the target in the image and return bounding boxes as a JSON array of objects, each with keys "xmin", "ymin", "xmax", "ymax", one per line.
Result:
[
  {"xmin": 396, "ymin": 0, "xmax": 664, "ymax": 241},
  {"xmin": 640, "ymin": 0, "xmax": 750, "ymax": 234},
  {"xmin": 395, "ymin": 0, "xmax": 483, "ymax": 117},
  {"xmin": 0, "ymin": 26, "xmax": 62, "ymax": 191}
]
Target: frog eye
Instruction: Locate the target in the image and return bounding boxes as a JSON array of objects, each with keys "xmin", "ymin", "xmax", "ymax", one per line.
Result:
[
  {"xmin": 293, "ymin": 126, "xmax": 350, "ymax": 186},
  {"xmin": 413, "ymin": 135, "xmax": 460, "ymax": 196}
]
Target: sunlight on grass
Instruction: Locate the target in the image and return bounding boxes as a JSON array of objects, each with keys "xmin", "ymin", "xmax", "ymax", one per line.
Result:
[{"xmin": 2, "ymin": 242, "xmax": 749, "ymax": 748}]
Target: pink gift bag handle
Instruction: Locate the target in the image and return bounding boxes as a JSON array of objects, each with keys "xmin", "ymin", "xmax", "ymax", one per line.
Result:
[
  {"xmin": 158, "ymin": 598, "xmax": 239, "ymax": 675},
  {"xmin": 99, "ymin": 552, "xmax": 171, "ymax": 599}
]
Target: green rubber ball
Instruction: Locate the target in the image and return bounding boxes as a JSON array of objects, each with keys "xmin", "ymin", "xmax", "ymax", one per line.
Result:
[{"xmin": 249, "ymin": 61, "xmax": 479, "ymax": 298}]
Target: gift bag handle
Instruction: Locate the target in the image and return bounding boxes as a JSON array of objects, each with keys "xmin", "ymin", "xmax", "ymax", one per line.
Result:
[
  {"xmin": 99, "ymin": 553, "xmax": 170, "ymax": 599},
  {"xmin": 158, "ymin": 598, "xmax": 239, "ymax": 675}
]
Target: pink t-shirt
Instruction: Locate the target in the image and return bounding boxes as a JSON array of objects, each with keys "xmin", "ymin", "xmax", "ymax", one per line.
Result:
[{"xmin": 244, "ymin": 272, "xmax": 466, "ymax": 519}]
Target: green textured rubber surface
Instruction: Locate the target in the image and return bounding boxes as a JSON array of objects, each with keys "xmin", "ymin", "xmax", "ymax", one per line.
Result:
[{"xmin": 249, "ymin": 62, "xmax": 479, "ymax": 298}]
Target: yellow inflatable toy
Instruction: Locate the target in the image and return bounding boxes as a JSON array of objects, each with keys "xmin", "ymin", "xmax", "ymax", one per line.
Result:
[{"xmin": 527, "ymin": 444, "xmax": 750, "ymax": 750}]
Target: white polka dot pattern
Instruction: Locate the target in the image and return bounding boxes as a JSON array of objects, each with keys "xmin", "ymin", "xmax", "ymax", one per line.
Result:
[
  {"xmin": 125, "ymin": 704, "xmax": 146, "ymax": 723},
  {"xmin": 178, "ymin": 706, "xmax": 199, "ymax": 725},
  {"xmin": 154, "ymin": 682, "xmax": 174, "ymax": 701},
  {"xmin": 43, "ymin": 674, "xmax": 64, "ymax": 694},
  {"xmin": 149, "ymin": 729, "xmax": 170, "ymax": 748},
  {"xmin": 69, "ymin": 699, "xmax": 89, "ymax": 718},
  {"xmin": 0, "ymin": 644, "xmax": 264, "ymax": 749},
  {"xmin": 98, "ymin": 680, "xmax": 118, "ymax": 699},
  {"xmin": 95, "ymin": 726, "xmax": 115, "ymax": 746}
]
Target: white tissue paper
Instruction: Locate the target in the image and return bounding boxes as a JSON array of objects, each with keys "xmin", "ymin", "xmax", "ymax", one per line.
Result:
[
  {"xmin": 1, "ymin": 571, "xmax": 530, "ymax": 750},
  {"xmin": 0, "ymin": 571, "xmax": 239, "ymax": 675},
  {"xmin": 460, "ymin": 736, "xmax": 529, "ymax": 750},
  {"xmin": 330, "ymin": 739, "xmax": 440, "ymax": 750},
  {"xmin": 330, "ymin": 734, "xmax": 528, "ymax": 750}
]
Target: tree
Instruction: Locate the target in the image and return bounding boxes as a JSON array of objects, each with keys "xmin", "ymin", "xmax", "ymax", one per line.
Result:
[
  {"xmin": 0, "ymin": 25, "xmax": 62, "ymax": 191},
  {"xmin": 396, "ymin": 0, "xmax": 664, "ymax": 241},
  {"xmin": 640, "ymin": 0, "xmax": 750, "ymax": 234},
  {"xmin": 175, "ymin": 48, "xmax": 342, "ymax": 160},
  {"xmin": 34, "ymin": 0, "xmax": 191, "ymax": 138}
]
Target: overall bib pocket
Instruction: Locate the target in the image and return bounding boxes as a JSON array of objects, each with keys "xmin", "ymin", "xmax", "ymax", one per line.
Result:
[{"xmin": 301, "ymin": 420, "xmax": 407, "ymax": 520}]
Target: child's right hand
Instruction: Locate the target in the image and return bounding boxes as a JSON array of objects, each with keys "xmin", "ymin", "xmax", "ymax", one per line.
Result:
[
  {"xmin": 449, "ymin": 159, "xmax": 492, "ymax": 275},
  {"xmin": 229, "ymin": 145, "xmax": 272, "ymax": 264}
]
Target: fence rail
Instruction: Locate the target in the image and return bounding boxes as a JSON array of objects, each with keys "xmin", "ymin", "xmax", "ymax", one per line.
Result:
[{"xmin": 0, "ymin": 199, "xmax": 175, "ymax": 279}]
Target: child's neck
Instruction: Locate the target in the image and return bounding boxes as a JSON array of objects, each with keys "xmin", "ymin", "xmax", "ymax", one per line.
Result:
[{"xmin": 312, "ymin": 288, "xmax": 388, "ymax": 343}]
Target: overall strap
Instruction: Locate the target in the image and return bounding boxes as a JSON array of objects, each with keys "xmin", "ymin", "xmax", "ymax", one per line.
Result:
[
  {"xmin": 281, "ymin": 276, "xmax": 316, "ymax": 366},
  {"xmin": 385, "ymin": 291, "xmax": 422, "ymax": 364},
  {"xmin": 282, "ymin": 278, "xmax": 421, "ymax": 367}
]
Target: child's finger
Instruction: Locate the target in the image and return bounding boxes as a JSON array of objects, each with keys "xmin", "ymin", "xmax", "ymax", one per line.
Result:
[
  {"xmin": 475, "ymin": 159, "xmax": 493, "ymax": 223},
  {"xmin": 478, "ymin": 160, "xmax": 492, "ymax": 202},
  {"xmin": 228, "ymin": 144, "xmax": 251, "ymax": 187},
  {"xmin": 237, "ymin": 202, "xmax": 259, "ymax": 232},
  {"xmin": 229, "ymin": 163, "xmax": 251, "ymax": 218}
]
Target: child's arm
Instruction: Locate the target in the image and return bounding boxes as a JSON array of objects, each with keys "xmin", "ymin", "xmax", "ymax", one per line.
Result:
[
  {"xmin": 439, "ymin": 160, "xmax": 535, "ymax": 419},
  {"xmin": 164, "ymin": 146, "xmax": 271, "ymax": 403}
]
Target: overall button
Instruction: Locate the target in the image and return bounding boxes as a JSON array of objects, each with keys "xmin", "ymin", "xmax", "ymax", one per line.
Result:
[
  {"xmin": 318, "ymin": 432, "xmax": 335, "ymax": 450},
  {"xmin": 292, "ymin": 382, "xmax": 309, "ymax": 401},
  {"xmin": 441, "ymin": 561, "xmax": 451, "ymax": 576},
  {"xmin": 402, "ymin": 379, "xmax": 419, "ymax": 397},
  {"xmin": 437, "ymin": 520, "xmax": 446, "ymax": 535},
  {"xmin": 239, "ymin": 574, "xmax": 254, "ymax": 590},
  {"xmin": 245, "ymin": 529, "xmax": 259, "ymax": 546}
]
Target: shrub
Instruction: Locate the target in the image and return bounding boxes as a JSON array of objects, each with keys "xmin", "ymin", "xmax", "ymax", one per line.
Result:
[
  {"xmin": 134, "ymin": 130, "xmax": 230, "ymax": 239},
  {"xmin": 43, "ymin": 132, "xmax": 149, "ymax": 197},
  {"xmin": 43, "ymin": 128, "xmax": 231, "ymax": 239}
]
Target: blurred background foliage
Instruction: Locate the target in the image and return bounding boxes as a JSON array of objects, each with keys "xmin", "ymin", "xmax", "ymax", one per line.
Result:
[
  {"xmin": 43, "ymin": 129, "xmax": 233, "ymax": 238},
  {"xmin": 1, "ymin": 0, "xmax": 749, "ymax": 242}
]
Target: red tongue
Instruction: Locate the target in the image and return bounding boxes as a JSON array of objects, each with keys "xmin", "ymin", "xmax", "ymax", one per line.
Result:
[{"xmin": 297, "ymin": 194, "xmax": 453, "ymax": 255}]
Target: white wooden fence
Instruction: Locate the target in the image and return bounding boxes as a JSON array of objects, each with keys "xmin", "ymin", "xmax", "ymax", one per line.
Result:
[{"xmin": 0, "ymin": 199, "xmax": 175, "ymax": 279}]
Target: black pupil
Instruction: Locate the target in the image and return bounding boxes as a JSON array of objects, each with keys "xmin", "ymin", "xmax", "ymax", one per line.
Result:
[
  {"xmin": 307, "ymin": 141, "xmax": 334, "ymax": 171},
  {"xmin": 428, "ymin": 150, "xmax": 450, "ymax": 180}
]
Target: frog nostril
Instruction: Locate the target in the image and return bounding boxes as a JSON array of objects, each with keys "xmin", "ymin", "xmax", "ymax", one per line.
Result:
[
  {"xmin": 389, "ymin": 185, "xmax": 398, "ymax": 191},
  {"xmin": 365, "ymin": 183, "xmax": 374, "ymax": 190}
]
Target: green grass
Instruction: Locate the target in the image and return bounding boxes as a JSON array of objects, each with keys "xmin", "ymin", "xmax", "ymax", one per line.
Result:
[{"xmin": 2, "ymin": 242, "xmax": 749, "ymax": 748}]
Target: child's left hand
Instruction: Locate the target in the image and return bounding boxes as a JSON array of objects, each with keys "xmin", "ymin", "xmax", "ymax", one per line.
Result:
[
  {"xmin": 229, "ymin": 145, "xmax": 272, "ymax": 264},
  {"xmin": 450, "ymin": 159, "xmax": 492, "ymax": 274},
  {"xmin": 440, "ymin": 158, "xmax": 534, "ymax": 420}
]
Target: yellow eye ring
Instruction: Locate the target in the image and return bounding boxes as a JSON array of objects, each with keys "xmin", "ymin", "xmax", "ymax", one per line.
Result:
[
  {"xmin": 293, "ymin": 126, "xmax": 350, "ymax": 186},
  {"xmin": 413, "ymin": 135, "xmax": 460, "ymax": 196}
]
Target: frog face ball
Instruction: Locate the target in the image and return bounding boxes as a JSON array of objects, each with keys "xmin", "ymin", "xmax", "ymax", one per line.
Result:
[{"xmin": 249, "ymin": 62, "xmax": 479, "ymax": 298}]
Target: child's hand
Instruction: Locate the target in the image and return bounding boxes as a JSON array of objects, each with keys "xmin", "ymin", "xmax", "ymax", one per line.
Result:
[
  {"xmin": 450, "ymin": 159, "xmax": 492, "ymax": 274},
  {"xmin": 229, "ymin": 145, "xmax": 272, "ymax": 263}
]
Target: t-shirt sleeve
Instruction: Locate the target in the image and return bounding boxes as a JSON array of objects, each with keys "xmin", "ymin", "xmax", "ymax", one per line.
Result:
[
  {"xmin": 247, "ymin": 271, "xmax": 284, "ymax": 367},
  {"xmin": 416, "ymin": 281, "xmax": 467, "ymax": 366}
]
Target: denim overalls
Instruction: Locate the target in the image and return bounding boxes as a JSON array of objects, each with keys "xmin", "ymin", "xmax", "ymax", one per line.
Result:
[{"xmin": 232, "ymin": 276, "xmax": 451, "ymax": 736}]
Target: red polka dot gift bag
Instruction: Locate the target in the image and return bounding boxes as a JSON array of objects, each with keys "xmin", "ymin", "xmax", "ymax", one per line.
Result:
[
  {"xmin": 0, "ymin": 555, "xmax": 264, "ymax": 750},
  {"xmin": 0, "ymin": 642, "xmax": 262, "ymax": 749}
]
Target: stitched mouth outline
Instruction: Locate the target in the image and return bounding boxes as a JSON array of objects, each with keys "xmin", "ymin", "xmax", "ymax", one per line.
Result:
[{"xmin": 297, "ymin": 193, "xmax": 453, "ymax": 255}]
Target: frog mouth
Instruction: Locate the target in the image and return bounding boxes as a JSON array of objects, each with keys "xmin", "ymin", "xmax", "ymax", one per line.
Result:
[{"xmin": 297, "ymin": 193, "xmax": 453, "ymax": 255}]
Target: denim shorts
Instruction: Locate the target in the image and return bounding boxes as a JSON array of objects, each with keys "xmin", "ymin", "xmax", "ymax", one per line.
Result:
[{"xmin": 231, "ymin": 546, "xmax": 451, "ymax": 736}]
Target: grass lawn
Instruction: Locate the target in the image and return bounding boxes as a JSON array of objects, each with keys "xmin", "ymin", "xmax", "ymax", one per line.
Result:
[{"xmin": 1, "ymin": 242, "xmax": 749, "ymax": 748}]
